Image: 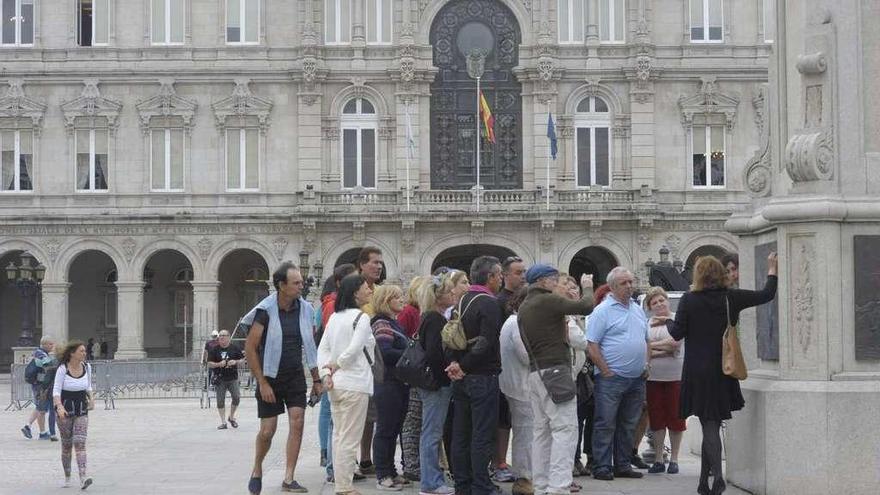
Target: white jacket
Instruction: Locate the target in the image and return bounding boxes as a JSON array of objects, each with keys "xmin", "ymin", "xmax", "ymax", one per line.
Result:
[
  {"xmin": 568, "ymin": 316, "xmax": 589, "ymax": 379},
  {"xmin": 317, "ymin": 308, "xmax": 375, "ymax": 396},
  {"xmin": 499, "ymin": 315, "xmax": 531, "ymax": 402}
]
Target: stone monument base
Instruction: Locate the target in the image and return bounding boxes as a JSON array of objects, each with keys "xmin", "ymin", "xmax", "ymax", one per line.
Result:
[{"xmin": 726, "ymin": 377, "xmax": 880, "ymax": 495}]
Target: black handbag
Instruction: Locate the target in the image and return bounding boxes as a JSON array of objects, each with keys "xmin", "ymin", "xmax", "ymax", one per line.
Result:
[
  {"xmin": 395, "ymin": 336, "xmax": 440, "ymax": 390},
  {"xmin": 518, "ymin": 319, "xmax": 577, "ymax": 404}
]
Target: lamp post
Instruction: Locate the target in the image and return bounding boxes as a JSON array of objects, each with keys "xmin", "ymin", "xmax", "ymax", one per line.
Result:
[
  {"xmin": 467, "ymin": 48, "xmax": 487, "ymax": 212},
  {"xmin": 298, "ymin": 251, "xmax": 324, "ymax": 300},
  {"xmin": 5, "ymin": 252, "xmax": 46, "ymax": 347}
]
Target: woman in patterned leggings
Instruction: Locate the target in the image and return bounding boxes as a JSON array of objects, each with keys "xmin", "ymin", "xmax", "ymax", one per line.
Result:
[{"xmin": 52, "ymin": 341, "xmax": 94, "ymax": 490}]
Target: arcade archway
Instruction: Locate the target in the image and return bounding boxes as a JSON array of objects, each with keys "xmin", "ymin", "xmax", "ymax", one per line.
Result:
[
  {"xmin": 567, "ymin": 246, "xmax": 619, "ymax": 286},
  {"xmin": 431, "ymin": 244, "xmax": 517, "ymax": 274}
]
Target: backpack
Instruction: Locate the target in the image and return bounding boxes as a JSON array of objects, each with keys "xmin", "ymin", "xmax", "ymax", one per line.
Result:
[
  {"xmin": 441, "ymin": 293, "xmax": 487, "ymax": 351},
  {"xmin": 24, "ymin": 358, "xmax": 40, "ymax": 385}
]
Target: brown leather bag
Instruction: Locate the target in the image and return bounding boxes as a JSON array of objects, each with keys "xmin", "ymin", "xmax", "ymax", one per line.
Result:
[{"xmin": 722, "ymin": 296, "xmax": 748, "ymax": 380}]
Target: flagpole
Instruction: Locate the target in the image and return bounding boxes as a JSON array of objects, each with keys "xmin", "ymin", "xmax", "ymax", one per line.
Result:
[
  {"xmin": 546, "ymin": 102, "xmax": 551, "ymax": 211},
  {"xmin": 476, "ymin": 76, "xmax": 481, "ymax": 212},
  {"xmin": 404, "ymin": 100, "xmax": 412, "ymax": 212}
]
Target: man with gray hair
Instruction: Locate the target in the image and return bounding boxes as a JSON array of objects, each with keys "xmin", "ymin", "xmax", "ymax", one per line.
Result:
[
  {"xmin": 21, "ymin": 335, "xmax": 59, "ymax": 441},
  {"xmin": 586, "ymin": 267, "xmax": 650, "ymax": 481}
]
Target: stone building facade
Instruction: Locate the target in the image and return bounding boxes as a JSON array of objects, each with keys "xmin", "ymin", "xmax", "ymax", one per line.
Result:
[{"xmin": 0, "ymin": 0, "xmax": 771, "ymax": 363}]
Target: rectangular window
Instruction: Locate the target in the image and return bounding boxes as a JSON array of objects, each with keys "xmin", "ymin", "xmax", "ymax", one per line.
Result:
[
  {"xmin": 75, "ymin": 128, "xmax": 109, "ymax": 191},
  {"xmin": 104, "ymin": 290, "xmax": 117, "ymax": 328},
  {"xmin": 690, "ymin": 0, "xmax": 722, "ymax": 42},
  {"xmin": 226, "ymin": 0, "xmax": 258, "ymax": 44},
  {"xmin": 78, "ymin": 0, "xmax": 109, "ymax": 46},
  {"xmin": 558, "ymin": 0, "xmax": 585, "ymax": 43},
  {"xmin": 599, "ymin": 0, "xmax": 625, "ymax": 43},
  {"xmin": 226, "ymin": 128, "xmax": 259, "ymax": 191},
  {"xmin": 365, "ymin": 0, "xmax": 392, "ymax": 44},
  {"xmin": 325, "ymin": 0, "xmax": 352, "ymax": 44},
  {"xmin": 763, "ymin": 0, "xmax": 775, "ymax": 43},
  {"xmin": 342, "ymin": 127, "xmax": 376, "ymax": 188},
  {"xmin": 150, "ymin": 128, "xmax": 184, "ymax": 191},
  {"xmin": 152, "ymin": 0, "xmax": 184, "ymax": 44},
  {"xmin": 1, "ymin": 0, "xmax": 33, "ymax": 46},
  {"xmin": 692, "ymin": 125, "xmax": 725, "ymax": 187},
  {"xmin": 1, "ymin": 130, "xmax": 33, "ymax": 191},
  {"xmin": 173, "ymin": 289, "xmax": 193, "ymax": 327},
  {"xmin": 575, "ymin": 126, "xmax": 610, "ymax": 187}
]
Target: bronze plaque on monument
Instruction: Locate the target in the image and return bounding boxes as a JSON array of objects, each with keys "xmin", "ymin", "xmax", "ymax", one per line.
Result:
[
  {"xmin": 854, "ymin": 236, "xmax": 880, "ymax": 360},
  {"xmin": 755, "ymin": 242, "xmax": 779, "ymax": 360}
]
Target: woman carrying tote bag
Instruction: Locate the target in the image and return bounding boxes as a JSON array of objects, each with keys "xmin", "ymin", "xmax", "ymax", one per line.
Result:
[{"xmin": 662, "ymin": 253, "xmax": 777, "ymax": 495}]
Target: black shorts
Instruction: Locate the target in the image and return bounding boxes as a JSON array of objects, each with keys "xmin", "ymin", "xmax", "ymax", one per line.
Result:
[
  {"xmin": 256, "ymin": 372, "xmax": 307, "ymax": 418},
  {"xmin": 498, "ymin": 392, "xmax": 512, "ymax": 429}
]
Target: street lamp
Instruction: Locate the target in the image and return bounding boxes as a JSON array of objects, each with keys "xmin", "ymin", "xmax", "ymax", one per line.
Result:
[
  {"xmin": 5, "ymin": 252, "xmax": 46, "ymax": 347},
  {"xmin": 298, "ymin": 251, "xmax": 324, "ymax": 299}
]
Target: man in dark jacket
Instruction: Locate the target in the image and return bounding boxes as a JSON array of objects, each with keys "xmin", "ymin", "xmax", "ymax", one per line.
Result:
[
  {"xmin": 446, "ymin": 256, "xmax": 504, "ymax": 495},
  {"xmin": 518, "ymin": 264, "xmax": 594, "ymax": 495}
]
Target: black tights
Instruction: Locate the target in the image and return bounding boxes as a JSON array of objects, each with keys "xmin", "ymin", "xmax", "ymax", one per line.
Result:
[{"xmin": 699, "ymin": 418, "xmax": 724, "ymax": 490}]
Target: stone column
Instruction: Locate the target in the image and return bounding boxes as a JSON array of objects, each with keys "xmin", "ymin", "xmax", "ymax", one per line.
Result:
[
  {"xmin": 114, "ymin": 282, "xmax": 146, "ymax": 359},
  {"xmin": 191, "ymin": 281, "xmax": 220, "ymax": 357},
  {"xmin": 40, "ymin": 283, "xmax": 70, "ymax": 345},
  {"xmin": 724, "ymin": 3, "xmax": 880, "ymax": 494}
]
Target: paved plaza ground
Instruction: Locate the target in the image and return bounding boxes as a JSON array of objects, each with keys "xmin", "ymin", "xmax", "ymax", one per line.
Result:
[{"xmin": 1, "ymin": 377, "xmax": 747, "ymax": 495}]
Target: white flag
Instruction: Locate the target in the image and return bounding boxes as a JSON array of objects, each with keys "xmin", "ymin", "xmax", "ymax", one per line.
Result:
[{"xmin": 405, "ymin": 102, "xmax": 416, "ymax": 160}]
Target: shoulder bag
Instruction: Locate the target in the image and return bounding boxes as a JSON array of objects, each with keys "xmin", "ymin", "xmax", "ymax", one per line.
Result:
[
  {"xmin": 354, "ymin": 312, "xmax": 386, "ymax": 384},
  {"xmin": 394, "ymin": 325, "xmax": 440, "ymax": 390},
  {"xmin": 442, "ymin": 293, "xmax": 486, "ymax": 351},
  {"xmin": 722, "ymin": 296, "xmax": 748, "ymax": 380},
  {"xmin": 518, "ymin": 319, "xmax": 577, "ymax": 404}
]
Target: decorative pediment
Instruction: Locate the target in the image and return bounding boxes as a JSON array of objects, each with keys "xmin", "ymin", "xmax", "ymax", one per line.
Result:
[
  {"xmin": 211, "ymin": 78, "xmax": 273, "ymax": 133},
  {"xmin": 60, "ymin": 79, "xmax": 123, "ymax": 134},
  {"xmin": 0, "ymin": 79, "xmax": 47, "ymax": 132},
  {"xmin": 135, "ymin": 78, "xmax": 198, "ymax": 135},
  {"xmin": 678, "ymin": 76, "xmax": 740, "ymax": 130}
]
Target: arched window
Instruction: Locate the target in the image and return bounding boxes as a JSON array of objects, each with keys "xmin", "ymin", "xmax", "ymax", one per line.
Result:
[
  {"xmin": 574, "ymin": 96, "xmax": 611, "ymax": 187},
  {"xmin": 243, "ymin": 267, "xmax": 268, "ymax": 282},
  {"xmin": 174, "ymin": 267, "xmax": 194, "ymax": 283},
  {"xmin": 340, "ymin": 98, "xmax": 377, "ymax": 189}
]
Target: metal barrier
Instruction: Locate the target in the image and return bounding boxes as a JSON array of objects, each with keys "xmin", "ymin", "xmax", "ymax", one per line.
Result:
[{"xmin": 6, "ymin": 363, "xmax": 34, "ymax": 411}]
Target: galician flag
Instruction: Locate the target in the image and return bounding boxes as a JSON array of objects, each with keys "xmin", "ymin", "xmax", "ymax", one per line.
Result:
[
  {"xmin": 479, "ymin": 90, "xmax": 496, "ymax": 144},
  {"xmin": 547, "ymin": 112, "xmax": 558, "ymax": 160}
]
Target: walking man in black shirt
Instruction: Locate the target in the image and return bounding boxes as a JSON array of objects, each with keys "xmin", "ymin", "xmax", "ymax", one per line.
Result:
[
  {"xmin": 207, "ymin": 330, "xmax": 244, "ymax": 429},
  {"xmin": 242, "ymin": 262, "xmax": 322, "ymax": 495}
]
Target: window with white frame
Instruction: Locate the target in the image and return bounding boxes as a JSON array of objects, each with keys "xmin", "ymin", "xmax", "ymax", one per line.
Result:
[
  {"xmin": 1, "ymin": 129, "xmax": 33, "ymax": 191},
  {"xmin": 77, "ymin": 0, "xmax": 109, "ymax": 46},
  {"xmin": 689, "ymin": 0, "xmax": 722, "ymax": 42},
  {"xmin": 151, "ymin": 0, "xmax": 184, "ymax": 45},
  {"xmin": 341, "ymin": 98, "xmax": 377, "ymax": 189},
  {"xmin": 226, "ymin": 128, "xmax": 259, "ymax": 191},
  {"xmin": 226, "ymin": 0, "xmax": 258, "ymax": 44},
  {"xmin": 574, "ymin": 96, "xmax": 611, "ymax": 187},
  {"xmin": 599, "ymin": 0, "xmax": 625, "ymax": 43},
  {"xmin": 762, "ymin": 0, "xmax": 775, "ymax": 43},
  {"xmin": 173, "ymin": 267, "xmax": 193, "ymax": 327},
  {"xmin": 325, "ymin": 0, "xmax": 352, "ymax": 44},
  {"xmin": 691, "ymin": 125, "xmax": 725, "ymax": 187},
  {"xmin": 150, "ymin": 127, "xmax": 184, "ymax": 191},
  {"xmin": 1, "ymin": 0, "xmax": 33, "ymax": 46},
  {"xmin": 558, "ymin": 0, "xmax": 585, "ymax": 43},
  {"xmin": 365, "ymin": 0, "xmax": 391, "ymax": 44},
  {"xmin": 75, "ymin": 128, "xmax": 109, "ymax": 191}
]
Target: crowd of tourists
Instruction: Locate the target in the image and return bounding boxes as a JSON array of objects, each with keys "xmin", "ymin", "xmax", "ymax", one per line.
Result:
[{"xmin": 19, "ymin": 244, "xmax": 777, "ymax": 495}]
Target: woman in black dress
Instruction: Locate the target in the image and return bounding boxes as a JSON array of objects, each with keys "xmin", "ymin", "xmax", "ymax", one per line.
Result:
[{"xmin": 665, "ymin": 253, "xmax": 778, "ymax": 495}]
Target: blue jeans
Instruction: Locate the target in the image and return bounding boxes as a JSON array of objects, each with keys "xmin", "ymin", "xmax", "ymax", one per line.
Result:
[
  {"xmin": 591, "ymin": 374, "xmax": 646, "ymax": 474},
  {"xmin": 418, "ymin": 385, "xmax": 453, "ymax": 491},
  {"xmin": 320, "ymin": 392, "xmax": 334, "ymax": 477},
  {"xmin": 373, "ymin": 379, "xmax": 410, "ymax": 479},
  {"xmin": 451, "ymin": 374, "xmax": 500, "ymax": 495}
]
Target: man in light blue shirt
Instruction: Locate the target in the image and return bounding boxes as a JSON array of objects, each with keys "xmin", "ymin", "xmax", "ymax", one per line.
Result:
[{"xmin": 586, "ymin": 267, "xmax": 650, "ymax": 480}]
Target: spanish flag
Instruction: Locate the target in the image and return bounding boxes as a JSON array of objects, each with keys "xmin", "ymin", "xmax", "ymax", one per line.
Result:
[{"xmin": 479, "ymin": 91, "xmax": 495, "ymax": 144}]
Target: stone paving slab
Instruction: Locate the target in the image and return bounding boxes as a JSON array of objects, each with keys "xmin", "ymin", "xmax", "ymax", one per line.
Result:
[{"xmin": 1, "ymin": 380, "xmax": 747, "ymax": 495}]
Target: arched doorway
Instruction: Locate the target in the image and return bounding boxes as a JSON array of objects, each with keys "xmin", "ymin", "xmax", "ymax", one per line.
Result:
[
  {"xmin": 430, "ymin": 0, "xmax": 523, "ymax": 189},
  {"xmin": 142, "ymin": 250, "xmax": 194, "ymax": 357},
  {"xmin": 218, "ymin": 249, "xmax": 270, "ymax": 337},
  {"xmin": 568, "ymin": 246, "xmax": 619, "ymax": 286},
  {"xmin": 67, "ymin": 250, "xmax": 118, "ymax": 358},
  {"xmin": 432, "ymin": 244, "xmax": 517, "ymax": 274},
  {"xmin": 0, "ymin": 250, "xmax": 44, "ymax": 367},
  {"xmin": 685, "ymin": 245, "xmax": 730, "ymax": 271}
]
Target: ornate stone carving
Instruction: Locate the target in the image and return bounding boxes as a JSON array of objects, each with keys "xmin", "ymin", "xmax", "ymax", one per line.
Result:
[
  {"xmin": 790, "ymin": 237, "xmax": 816, "ymax": 366},
  {"xmin": 119, "ymin": 237, "xmax": 136, "ymax": 262},
  {"xmin": 353, "ymin": 222, "xmax": 366, "ymax": 242},
  {"xmin": 211, "ymin": 78, "xmax": 273, "ymax": 134},
  {"xmin": 135, "ymin": 78, "xmax": 198, "ymax": 135},
  {"xmin": 540, "ymin": 220, "xmax": 554, "ymax": 251},
  {"xmin": 470, "ymin": 221, "xmax": 485, "ymax": 243},
  {"xmin": 784, "ymin": 128, "xmax": 834, "ymax": 182},
  {"xmin": 272, "ymin": 237, "xmax": 288, "ymax": 261},
  {"xmin": 60, "ymin": 79, "xmax": 123, "ymax": 135},
  {"xmin": 322, "ymin": 117, "xmax": 340, "ymax": 140},
  {"xmin": 401, "ymin": 220, "xmax": 415, "ymax": 251},
  {"xmin": 0, "ymin": 79, "xmax": 47, "ymax": 134},
  {"xmin": 588, "ymin": 220, "xmax": 602, "ymax": 243},
  {"xmin": 638, "ymin": 233, "xmax": 651, "ymax": 253},
  {"xmin": 196, "ymin": 237, "xmax": 213, "ymax": 262},
  {"xmin": 796, "ymin": 53, "xmax": 827, "ymax": 75},
  {"xmin": 753, "ymin": 86, "xmax": 766, "ymax": 137},
  {"xmin": 43, "ymin": 238, "xmax": 61, "ymax": 262},
  {"xmin": 745, "ymin": 84, "xmax": 772, "ymax": 197},
  {"xmin": 664, "ymin": 234, "xmax": 682, "ymax": 258},
  {"xmin": 678, "ymin": 76, "xmax": 740, "ymax": 130},
  {"xmin": 302, "ymin": 221, "xmax": 317, "ymax": 250}
]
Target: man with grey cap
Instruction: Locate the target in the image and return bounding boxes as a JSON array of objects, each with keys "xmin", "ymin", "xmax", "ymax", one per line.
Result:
[{"xmin": 517, "ymin": 264, "xmax": 594, "ymax": 495}]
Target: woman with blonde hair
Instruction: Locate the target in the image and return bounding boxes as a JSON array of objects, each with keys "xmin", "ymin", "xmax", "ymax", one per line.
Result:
[
  {"xmin": 52, "ymin": 340, "xmax": 94, "ymax": 489},
  {"xmin": 665, "ymin": 253, "xmax": 778, "ymax": 495},
  {"xmin": 370, "ymin": 285, "xmax": 411, "ymax": 490},
  {"xmin": 399, "ymin": 276, "xmax": 430, "ymax": 482},
  {"xmin": 643, "ymin": 287, "xmax": 685, "ymax": 475}
]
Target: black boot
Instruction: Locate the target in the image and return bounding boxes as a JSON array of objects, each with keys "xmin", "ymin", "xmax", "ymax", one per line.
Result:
[{"xmin": 710, "ymin": 478, "xmax": 726, "ymax": 495}]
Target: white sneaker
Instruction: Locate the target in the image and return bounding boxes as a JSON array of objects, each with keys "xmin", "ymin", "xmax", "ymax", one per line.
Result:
[
  {"xmin": 420, "ymin": 485, "xmax": 455, "ymax": 495},
  {"xmin": 63, "ymin": 477, "xmax": 71, "ymax": 488},
  {"xmin": 376, "ymin": 477, "xmax": 402, "ymax": 491}
]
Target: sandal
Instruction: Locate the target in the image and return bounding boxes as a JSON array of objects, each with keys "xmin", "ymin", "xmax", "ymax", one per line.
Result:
[
  {"xmin": 569, "ymin": 482, "xmax": 582, "ymax": 492},
  {"xmin": 217, "ymin": 423, "xmax": 228, "ymax": 430}
]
